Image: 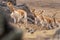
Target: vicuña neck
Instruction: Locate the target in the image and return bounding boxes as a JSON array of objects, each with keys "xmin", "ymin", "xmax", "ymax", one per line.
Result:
[{"xmin": 8, "ymin": 5, "xmax": 15, "ymax": 12}]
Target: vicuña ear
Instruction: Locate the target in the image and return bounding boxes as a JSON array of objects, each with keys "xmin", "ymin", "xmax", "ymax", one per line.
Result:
[{"xmin": 31, "ymin": 8, "xmax": 35, "ymax": 13}]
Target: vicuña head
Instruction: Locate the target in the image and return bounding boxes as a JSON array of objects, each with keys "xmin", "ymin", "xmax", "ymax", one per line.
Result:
[
  {"xmin": 7, "ymin": 2, "xmax": 13, "ymax": 6},
  {"xmin": 7, "ymin": 2, "xmax": 15, "ymax": 12}
]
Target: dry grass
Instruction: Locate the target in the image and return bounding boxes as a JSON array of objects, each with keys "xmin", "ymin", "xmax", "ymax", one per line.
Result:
[{"xmin": 8, "ymin": 20, "xmax": 60, "ymax": 40}]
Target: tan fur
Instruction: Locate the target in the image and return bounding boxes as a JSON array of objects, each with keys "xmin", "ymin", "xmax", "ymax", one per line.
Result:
[
  {"xmin": 57, "ymin": 19, "xmax": 60, "ymax": 23},
  {"xmin": 44, "ymin": 16, "xmax": 53, "ymax": 23},
  {"xmin": 31, "ymin": 9, "xmax": 59, "ymax": 29},
  {"xmin": 31, "ymin": 9, "xmax": 46, "ymax": 30},
  {"xmin": 7, "ymin": 2, "xmax": 27, "ymax": 24}
]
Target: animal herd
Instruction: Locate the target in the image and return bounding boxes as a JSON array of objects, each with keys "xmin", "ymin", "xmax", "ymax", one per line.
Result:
[{"xmin": 7, "ymin": 2, "xmax": 60, "ymax": 34}]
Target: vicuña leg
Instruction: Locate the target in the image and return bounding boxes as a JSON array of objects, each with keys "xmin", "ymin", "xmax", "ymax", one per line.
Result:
[
  {"xmin": 13, "ymin": 17, "xmax": 17, "ymax": 23},
  {"xmin": 24, "ymin": 12, "xmax": 27, "ymax": 27}
]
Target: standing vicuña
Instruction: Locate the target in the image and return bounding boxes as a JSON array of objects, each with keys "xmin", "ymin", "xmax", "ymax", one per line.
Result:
[{"xmin": 7, "ymin": 2, "xmax": 27, "ymax": 24}]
